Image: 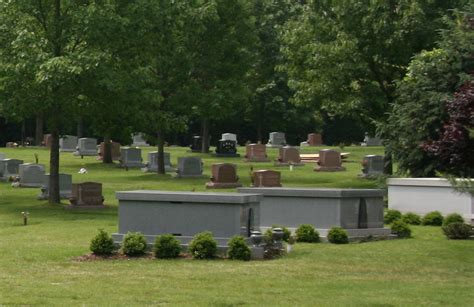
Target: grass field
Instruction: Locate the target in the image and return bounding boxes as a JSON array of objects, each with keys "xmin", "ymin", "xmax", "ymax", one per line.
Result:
[{"xmin": 0, "ymin": 146, "xmax": 473, "ymax": 305}]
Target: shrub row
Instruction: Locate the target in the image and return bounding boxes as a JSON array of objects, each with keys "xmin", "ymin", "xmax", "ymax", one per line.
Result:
[
  {"xmin": 385, "ymin": 210, "xmax": 467, "ymax": 227},
  {"xmin": 384, "ymin": 210, "xmax": 472, "ymax": 240},
  {"xmin": 90, "ymin": 230, "xmax": 251, "ymax": 260}
]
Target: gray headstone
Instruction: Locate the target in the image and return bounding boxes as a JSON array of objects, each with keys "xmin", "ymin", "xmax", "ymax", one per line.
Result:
[
  {"xmin": 221, "ymin": 133, "xmax": 237, "ymax": 142},
  {"xmin": 0, "ymin": 159, "xmax": 24, "ymax": 181},
  {"xmin": 73, "ymin": 138, "xmax": 97, "ymax": 156},
  {"xmin": 144, "ymin": 151, "xmax": 173, "ymax": 172},
  {"xmin": 120, "ymin": 147, "xmax": 144, "ymax": 168},
  {"xmin": 266, "ymin": 132, "xmax": 286, "ymax": 147},
  {"xmin": 38, "ymin": 173, "xmax": 73, "ymax": 200},
  {"xmin": 132, "ymin": 133, "xmax": 150, "ymax": 147},
  {"xmin": 0, "ymin": 153, "xmax": 5, "ymax": 160},
  {"xmin": 59, "ymin": 135, "xmax": 78, "ymax": 152},
  {"xmin": 19, "ymin": 163, "xmax": 46, "ymax": 187},
  {"xmin": 175, "ymin": 157, "xmax": 203, "ymax": 178},
  {"xmin": 361, "ymin": 155, "xmax": 384, "ymax": 176}
]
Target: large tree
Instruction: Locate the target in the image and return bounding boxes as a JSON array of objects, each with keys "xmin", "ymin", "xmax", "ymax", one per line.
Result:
[
  {"xmin": 188, "ymin": 0, "xmax": 257, "ymax": 152},
  {"xmin": 386, "ymin": 5, "xmax": 473, "ymax": 177},
  {"xmin": 0, "ymin": 1, "xmax": 110, "ymax": 203},
  {"xmin": 279, "ymin": 0, "xmax": 467, "ymax": 171}
]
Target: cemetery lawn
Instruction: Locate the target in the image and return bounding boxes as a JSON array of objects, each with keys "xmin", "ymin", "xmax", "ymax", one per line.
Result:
[{"xmin": 0, "ymin": 146, "xmax": 473, "ymax": 305}]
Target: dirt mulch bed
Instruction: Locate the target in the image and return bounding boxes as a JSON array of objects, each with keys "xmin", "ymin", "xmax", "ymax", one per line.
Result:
[{"xmin": 73, "ymin": 253, "xmax": 193, "ymax": 262}]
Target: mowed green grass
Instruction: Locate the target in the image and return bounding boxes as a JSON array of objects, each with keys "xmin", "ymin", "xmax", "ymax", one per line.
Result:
[{"xmin": 0, "ymin": 146, "xmax": 473, "ymax": 306}]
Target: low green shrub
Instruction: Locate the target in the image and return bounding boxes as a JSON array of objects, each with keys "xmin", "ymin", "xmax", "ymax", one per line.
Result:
[
  {"xmin": 295, "ymin": 224, "xmax": 320, "ymax": 243},
  {"xmin": 90, "ymin": 229, "xmax": 116, "ymax": 256},
  {"xmin": 153, "ymin": 234, "xmax": 181, "ymax": 259},
  {"xmin": 122, "ymin": 232, "xmax": 148, "ymax": 256},
  {"xmin": 384, "ymin": 209, "xmax": 402, "ymax": 224},
  {"xmin": 402, "ymin": 212, "xmax": 421, "ymax": 225},
  {"xmin": 442, "ymin": 223, "xmax": 472, "ymax": 240},
  {"xmin": 391, "ymin": 220, "xmax": 412, "ymax": 238},
  {"xmin": 189, "ymin": 231, "xmax": 218, "ymax": 259},
  {"xmin": 265, "ymin": 225, "xmax": 291, "ymax": 242},
  {"xmin": 327, "ymin": 227, "xmax": 349, "ymax": 244},
  {"xmin": 227, "ymin": 236, "xmax": 251, "ymax": 261},
  {"xmin": 443, "ymin": 213, "xmax": 464, "ymax": 226},
  {"xmin": 422, "ymin": 211, "xmax": 444, "ymax": 226}
]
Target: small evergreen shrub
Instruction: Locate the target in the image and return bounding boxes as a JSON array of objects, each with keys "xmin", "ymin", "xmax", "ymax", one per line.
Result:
[
  {"xmin": 227, "ymin": 236, "xmax": 251, "ymax": 261},
  {"xmin": 188, "ymin": 231, "xmax": 218, "ymax": 259},
  {"xmin": 391, "ymin": 220, "xmax": 412, "ymax": 238},
  {"xmin": 295, "ymin": 224, "xmax": 320, "ymax": 243},
  {"xmin": 384, "ymin": 209, "xmax": 402, "ymax": 224},
  {"xmin": 153, "ymin": 234, "xmax": 181, "ymax": 259},
  {"xmin": 422, "ymin": 211, "xmax": 444, "ymax": 226},
  {"xmin": 443, "ymin": 213, "xmax": 464, "ymax": 226},
  {"xmin": 402, "ymin": 212, "xmax": 421, "ymax": 225},
  {"xmin": 327, "ymin": 227, "xmax": 349, "ymax": 244},
  {"xmin": 265, "ymin": 225, "xmax": 291, "ymax": 242},
  {"xmin": 90, "ymin": 229, "xmax": 116, "ymax": 256},
  {"xmin": 442, "ymin": 223, "xmax": 472, "ymax": 240},
  {"xmin": 122, "ymin": 232, "xmax": 148, "ymax": 256}
]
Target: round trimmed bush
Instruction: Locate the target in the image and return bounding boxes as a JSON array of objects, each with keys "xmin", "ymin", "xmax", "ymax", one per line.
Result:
[
  {"xmin": 443, "ymin": 213, "xmax": 464, "ymax": 226},
  {"xmin": 122, "ymin": 232, "xmax": 148, "ymax": 256},
  {"xmin": 153, "ymin": 234, "xmax": 181, "ymax": 259},
  {"xmin": 422, "ymin": 211, "xmax": 444, "ymax": 226},
  {"xmin": 442, "ymin": 223, "xmax": 472, "ymax": 240},
  {"xmin": 227, "ymin": 236, "xmax": 251, "ymax": 261},
  {"xmin": 327, "ymin": 227, "xmax": 349, "ymax": 244},
  {"xmin": 384, "ymin": 209, "xmax": 402, "ymax": 224},
  {"xmin": 90, "ymin": 229, "xmax": 116, "ymax": 256},
  {"xmin": 391, "ymin": 220, "xmax": 412, "ymax": 238},
  {"xmin": 265, "ymin": 225, "xmax": 291, "ymax": 242},
  {"xmin": 402, "ymin": 212, "xmax": 421, "ymax": 225},
  {"xmin": 295, "ymin": 224, "xmax": 320, "ymax": 243},
  {"xmin": 188, "ymin": 231, "xmax": 218, "ymax": 259}
]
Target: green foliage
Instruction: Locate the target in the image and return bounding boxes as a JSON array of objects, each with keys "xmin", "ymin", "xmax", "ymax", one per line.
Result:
[
  {"xmin": 422, "ymin": 211, "xmax": 444, "ymax": 226},
  {"xmin": 443, "ymin": 213, "xmax": 465, "ymax": 226},
  {"xmin": 385, "ymin": 6, "xmax": 474, "ymax": 177},
  {"xmin": 391, "ymin": 221, "xmax": 412, "ymax": 238},
  {"xmin": 279, "ymin": 0, "xmax": 464, "ymax": 133},
  {"xmin": 295, "ymin": 224, "xmax": 320, "ymax": 243},
  {"xmin": 327, "ymin": 227, "xmax": 349, "ymax": 244},
  {"xmin": 442, "ymin": 223, "xmax": 472, "ymax": 240},
  {"xmin": 90, "ymin": 229, "xmax": 116, "ymax": 256},
  {"xmin": 262, "ymin": 233, "xmax": 284, "ymax": 259},
  {"xmin": 265, "ymin": 225, "xmax": 291, "ymax": 242},
  {"xmin": 227, "ymin": 236, "xmax": 251, "ymax": 261},
  {"xmin": 153, "ymin": 234, "xmax": 181, "ymax": 259},
  {"xmin": 122, "ymin": 232, "xmax": 148, "ymax": 257},
  {"xmin": 384, "ymin": 209, "xmax": 402, "ymax": 224},
  {"xmin": 188, "ymin": 231, "xmax": 218, "ymax": 260},
  {"xmin": 402, "ymin": 213, "xmax": 422, "ymax": 225}
]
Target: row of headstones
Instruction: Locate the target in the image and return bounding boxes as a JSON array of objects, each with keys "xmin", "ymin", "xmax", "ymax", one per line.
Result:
[
  {"xmin": 0, "ymin": 156, "xmax": 104, "ymax": 208},
  {"xmin": 190, "ymin": 131, "xmax": 383, "ymax": 152},
  {"xmin": 34, "ymin": 134, "xmax": 149, "ymax": 153}
]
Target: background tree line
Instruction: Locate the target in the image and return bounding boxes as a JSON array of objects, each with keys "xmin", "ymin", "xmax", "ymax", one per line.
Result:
[{"xmin": 0, "ymin": 0, "xmax": 471, "ymax": 203}]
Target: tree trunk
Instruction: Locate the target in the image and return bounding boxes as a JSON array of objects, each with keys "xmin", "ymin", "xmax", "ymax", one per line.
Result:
[
  {"xmin": 384, "ymin": 145, "xmax": 393, "ymax": 175},
  {"xmin": 35, "ymin": 113, "xmax": 44, "ymax": 146},
  {"xmin": 103, "ymin": 134, "xmax": 113, "ymax": 164},
  {"xmin": 49, "ymin": 123, "xmax": 61, "ymax": 204},
  {"xmin": 48, "ymin": 0, "xmax": 61, "ymax": 204},
  {"xmin": 21, "ymin": 120, "xmax": 26, "ymax": 147},
  {"xmin": 157, "ymin": 130, "xmax": 165, "ymax": 174},
  {"xmin": 201, "ymin": 118, "xmax": 209, "ymax": 153},
  {"xmin": 256, "ymin": 101, "xmax": 265, "ymax": 144},
  {"xmin": 76, "ymin": 117, "xmax": 83, "ymax": 138}
]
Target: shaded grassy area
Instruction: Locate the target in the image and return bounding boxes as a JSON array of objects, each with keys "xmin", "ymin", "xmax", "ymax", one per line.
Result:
[{"xmin": 0, "ymin": 146, "xmax": 473, "ymax": 305}]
